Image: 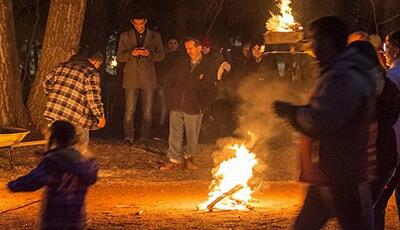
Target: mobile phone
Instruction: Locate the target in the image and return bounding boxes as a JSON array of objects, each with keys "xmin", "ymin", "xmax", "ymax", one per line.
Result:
[{"xmin": 260, "ymin": 45, "xmax": 266, "ymax": 53}]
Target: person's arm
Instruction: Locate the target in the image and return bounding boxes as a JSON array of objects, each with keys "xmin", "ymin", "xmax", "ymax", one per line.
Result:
[
  {"xmin": 199, "ymin": 62, "xmax": 218, "ymax": 113},
  {"xmin": 161, "ymin": 57, "xmax": 181, "ymax": 89},
  {"xmin": 7, "ymin": 158, "xmax": 54, "ymax": 192},
  {"xmin": 276, "ymin": 71, "xmax": 367, "ymax": 136},
  {"xmin": 296, "ymin": 72, "xmax": 367, "ymax": 135},
  {"xmin": 43, "ymin": 67, "xmax": 57, "ymax": 95},
  {"xmin": 84, "ymin": 69, "xmax": 105, "ymax": 126},
  {"xmin": 74, "ymin": 159, "xmax": 98, "ymax": 186},
  {"xmin": 116, "ymin": 32, "xmax": 135, "ymax": 63},
  {"xmin": 147, "ymin": 32, "xmax": 165, "ymax": 62}
]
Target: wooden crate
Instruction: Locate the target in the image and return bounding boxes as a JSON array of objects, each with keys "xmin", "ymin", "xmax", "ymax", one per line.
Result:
[{"xmin": 264, "ymin": 31, "xmax": 304, "ymax": 44}]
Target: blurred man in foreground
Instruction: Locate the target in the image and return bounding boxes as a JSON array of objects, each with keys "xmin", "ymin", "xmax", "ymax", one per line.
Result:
[{"xmin": 274, "ymin": 16, "xmax": 378, "ymax": 229}]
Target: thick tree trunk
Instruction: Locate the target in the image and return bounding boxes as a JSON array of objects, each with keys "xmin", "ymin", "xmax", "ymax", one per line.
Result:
[
  {"xmin": 80, "ymin": 0, "xmax": 108, "ymax": 54},
  {"xmin": 27, "ymin": 0, "xmax": 87, "ymax": 128},
  {"xmin": 0, "ymin": 0, "xmax": 30, "ymax": 127}
]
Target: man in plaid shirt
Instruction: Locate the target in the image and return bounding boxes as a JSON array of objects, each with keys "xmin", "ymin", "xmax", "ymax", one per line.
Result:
[{"xmin": 43, "ymin": 52, "xmax": 106, "ymax": 154}]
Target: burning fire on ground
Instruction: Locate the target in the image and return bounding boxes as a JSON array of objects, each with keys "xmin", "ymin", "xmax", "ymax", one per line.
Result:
[
  {"xmin": 198, "ymin": 142, "xmax": 258, "ymax": 211},
  {"xmin": 266, "ymin": 0, "xmax": 302, "ymax": 32}
]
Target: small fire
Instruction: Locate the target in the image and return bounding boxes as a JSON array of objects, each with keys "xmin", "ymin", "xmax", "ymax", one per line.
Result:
[
  {"xmin": 266, "ymin": 0, "xmax": 302, "ymax": 32},
  {"xmin": 198, "ymin": 144, "xmax": 258, "ymax": 211}
]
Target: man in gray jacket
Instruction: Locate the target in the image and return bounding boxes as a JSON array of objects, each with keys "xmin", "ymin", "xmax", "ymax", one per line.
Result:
[{"xmin": 117, "ymin": 10, "xmax": 165, "ymax": 143}]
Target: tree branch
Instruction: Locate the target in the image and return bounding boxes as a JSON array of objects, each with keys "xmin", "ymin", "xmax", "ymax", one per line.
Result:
[
  {"xmin": 205, "ymin": 0, "xmax": 225, "ymax": 35},
  {"xmin": 378, "ymin": 13, "xmax": 400, "ymax": 26}
]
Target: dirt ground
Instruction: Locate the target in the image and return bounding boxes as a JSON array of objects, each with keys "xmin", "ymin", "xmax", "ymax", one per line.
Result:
[{"xmin": 0, "ymin": 138, "xmax": 399, "ymax": 229}]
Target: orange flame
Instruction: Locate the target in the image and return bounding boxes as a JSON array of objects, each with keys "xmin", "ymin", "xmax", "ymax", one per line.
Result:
[
  {"xmin": 198, "ymin": 144, "xmax": 258, "ymax": 211},
  {"xmin": 266, "ymin": 0, "xmax": 302, "ymax": 32}
]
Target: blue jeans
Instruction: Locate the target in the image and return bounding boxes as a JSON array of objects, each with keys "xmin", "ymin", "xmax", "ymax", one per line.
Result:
[
  {"xmin": 124, "ymin": 88, "xmax": 154, "ymax": 139},
  {"xmin": 167, "ymin": 111, "xmax": 203, "ymax": 163},
  {"xmin": 294, "ymin": 183, "xmax": 374, "ymax": 230}
]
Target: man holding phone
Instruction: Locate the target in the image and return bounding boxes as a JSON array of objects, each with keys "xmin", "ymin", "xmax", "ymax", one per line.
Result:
[{"xmin": 117, "ymin": 8, "xmax": 165, "ymax": 144}]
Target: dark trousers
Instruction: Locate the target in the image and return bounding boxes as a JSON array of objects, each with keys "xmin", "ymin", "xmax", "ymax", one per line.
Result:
[
  {"xmin": 371, "ymin": 168, "xmax": 400, "ymax": 230},
  {"xmin": 124, "ymin": 88, "xmax": 154, "ymax": 139},
  {"xmin": 294, "ymin": 183, "xmax": 374, "ymax": 230}
]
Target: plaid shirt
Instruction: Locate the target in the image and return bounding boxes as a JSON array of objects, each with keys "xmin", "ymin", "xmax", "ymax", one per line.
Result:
[
  {"xmin": 8, "ymin": 148, "xmax": 98, "ymax": 229},
  {"xmin": 43, "ymin": 60, "xmax": 104, "ymax": 129}
]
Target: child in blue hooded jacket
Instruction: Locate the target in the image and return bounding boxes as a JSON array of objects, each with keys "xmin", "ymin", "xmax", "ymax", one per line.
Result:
[{"xmin": 8, "ymin": 120, "xmax": 98, "ymax": 230}]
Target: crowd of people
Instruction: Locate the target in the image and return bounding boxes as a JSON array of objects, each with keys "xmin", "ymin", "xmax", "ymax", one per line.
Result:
[{"xmin": 6, "ymin": 7, "xmax": 400, "ymax": 229}]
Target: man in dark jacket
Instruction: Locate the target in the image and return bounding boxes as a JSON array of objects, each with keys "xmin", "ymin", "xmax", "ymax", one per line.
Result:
[
  {"xmin": 156, "ymin": 37, "xmax": 182, "ymax": 135},
  {"xmin": 116, "ymin": 9, "xmax": 165, "ymax": 142},
  {"xmin": 274, "ymin": 17, "xmax": 377, "ymax": 229},
  {"xmin": 160, "ymin": 37, "xmax": 217, "ymax": 171}
]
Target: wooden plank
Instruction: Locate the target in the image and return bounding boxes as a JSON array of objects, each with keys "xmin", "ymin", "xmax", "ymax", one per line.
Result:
[
  {"xmin": 264, "ymin": 31, "xmax": 304, "ymax": 44},
  {"xmin": 11, "ymin": 140, "xmax": 47, "ymax": 148}
]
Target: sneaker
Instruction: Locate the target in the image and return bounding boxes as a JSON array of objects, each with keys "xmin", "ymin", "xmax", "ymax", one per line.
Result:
[
  {"xmin": 185, "ymin": 158, "xmax": 198, "ymax": 170},
  {"xmin": 160, "ymin": 162, "xmax": 183, "ymax": 171}
]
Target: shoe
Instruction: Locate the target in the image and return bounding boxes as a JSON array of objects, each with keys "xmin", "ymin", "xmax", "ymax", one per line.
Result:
[
  {"xmin": 160, "ymin": 162, "xmax": 183, "ymax": 171},
  {"xmin": 185, "ymin": 158, "xmax": 198, "ymax": 170},
  {"xmin": 123, "ymin": 137, "xmax": 133, "ymax": 146}
]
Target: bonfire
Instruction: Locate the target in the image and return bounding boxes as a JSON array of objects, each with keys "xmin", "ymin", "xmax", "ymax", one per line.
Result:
[
  {"xmin": 266, "ymin": 0, "xmax": 302, "ymax": 32},
  {"xmin": 198, "ymin": 143, "xmax": 258, "ymax": 211},
  {"xmin": 264, "ymin": 0, "xmax": 304, "ymax": 44}
]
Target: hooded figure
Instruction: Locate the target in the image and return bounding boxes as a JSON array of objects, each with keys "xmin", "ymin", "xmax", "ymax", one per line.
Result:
[{"xmin": 7, "ymin": 121, "xmax": 98, "ymax": 230}]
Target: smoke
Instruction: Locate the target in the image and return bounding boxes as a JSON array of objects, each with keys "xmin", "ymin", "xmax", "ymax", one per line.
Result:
[{"xmin": 210, "ymin": 71, "xmax": 303, "ymax": 181}]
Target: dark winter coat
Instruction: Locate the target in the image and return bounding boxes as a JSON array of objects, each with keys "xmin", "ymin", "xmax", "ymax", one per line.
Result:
[
  {"xmin": 244, "ymin": 55, "xmax": 279, "ymax": 82},
  {"xmin": 116, "ymin": 29, "xmax": 165, "ymax": 89},
  {"xmin": 286, "ymin": 47, "xmax": 379, "ymax": 185},
  {"xmin": 163, "ymin": 54, "xmax": 218, "ymax": 114},
  {"xmin": 157, "ymin": 50, "xmax": 182, "ymax": 84},
  {"xmin": 8, "ymin": 148, "xmax": 98, "ymax": 230}
]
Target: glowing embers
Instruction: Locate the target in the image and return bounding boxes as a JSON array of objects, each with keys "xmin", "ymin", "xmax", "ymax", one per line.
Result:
[
  {"xmin": 198, "ymin": 144, "xmax": 258, "ymax": 211},
  {"xmin": 266, "ymin": 0, "xmax": 302, "ymax": 32}
]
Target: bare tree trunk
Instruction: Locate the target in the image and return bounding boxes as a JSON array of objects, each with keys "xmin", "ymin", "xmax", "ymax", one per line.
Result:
[
  {"xmin": 80, "ymin": 0, "xmax": 108, "ymax": 54},
  {"xmin": 0, "ymin": 0, "xmax": 30, "ymax": 127},
  {"xmin": 27, "ymin": 0, "xmax": 87, "ymax": 128}
]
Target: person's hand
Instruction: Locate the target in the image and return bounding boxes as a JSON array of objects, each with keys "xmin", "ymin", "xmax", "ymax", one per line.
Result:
[
  {"xmin": 273, "ymin": 101, "xmax": 294, "ymax": 118},
  {"xmin": 217, "ymin": 61, "xmax": 231, "ymax": 80},
  {"xmin": 98, "ymin": 117, "xmax": 106, "ymax": 128},
  {"xmin": 142, "ymin": 48, "xmax": 150, "ymax": 57},
  {"xmin": 131, "ymin": 48, "xmax": 143, "ymax": 57}
]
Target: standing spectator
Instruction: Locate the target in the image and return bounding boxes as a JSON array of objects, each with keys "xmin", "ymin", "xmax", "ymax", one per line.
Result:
[
  {"xmin": 160, "ymin": 37, "xmax": 217, "ymax": 171},
  {"xmin": 274, "ymin": 16, "xmax": 377, "ymax": 229},
  {"xmin": 245, "ymin": 39, "xmax": 278, "ymax": 82},
  {"xmin": 384, "ymin": 30, "xmax": 400, "ymax": 226},
  {"xmin": 116, "ymin": 9, "xmax": 165, "ymax": 143},
  {"xmin": 201, "ymin": 35, "xmax": 231, "ymax": 80},
  {"xmin": 43, "ymin": 52, "xmax": 106, "ymax": 156},
  {"xmin": 7, "ymin": 120, "xmax": 98, "ymax": 230},
  {"xmin": 156, "ymin": 37, "xmax": 182, "ymax": 137},
  {"xmin": 200, "ymin": 36, "xmax": 232, "ymax": 140},
  {"xmin": 237, "ymin": 41, "xmax": 251, "ymax": 68}
]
